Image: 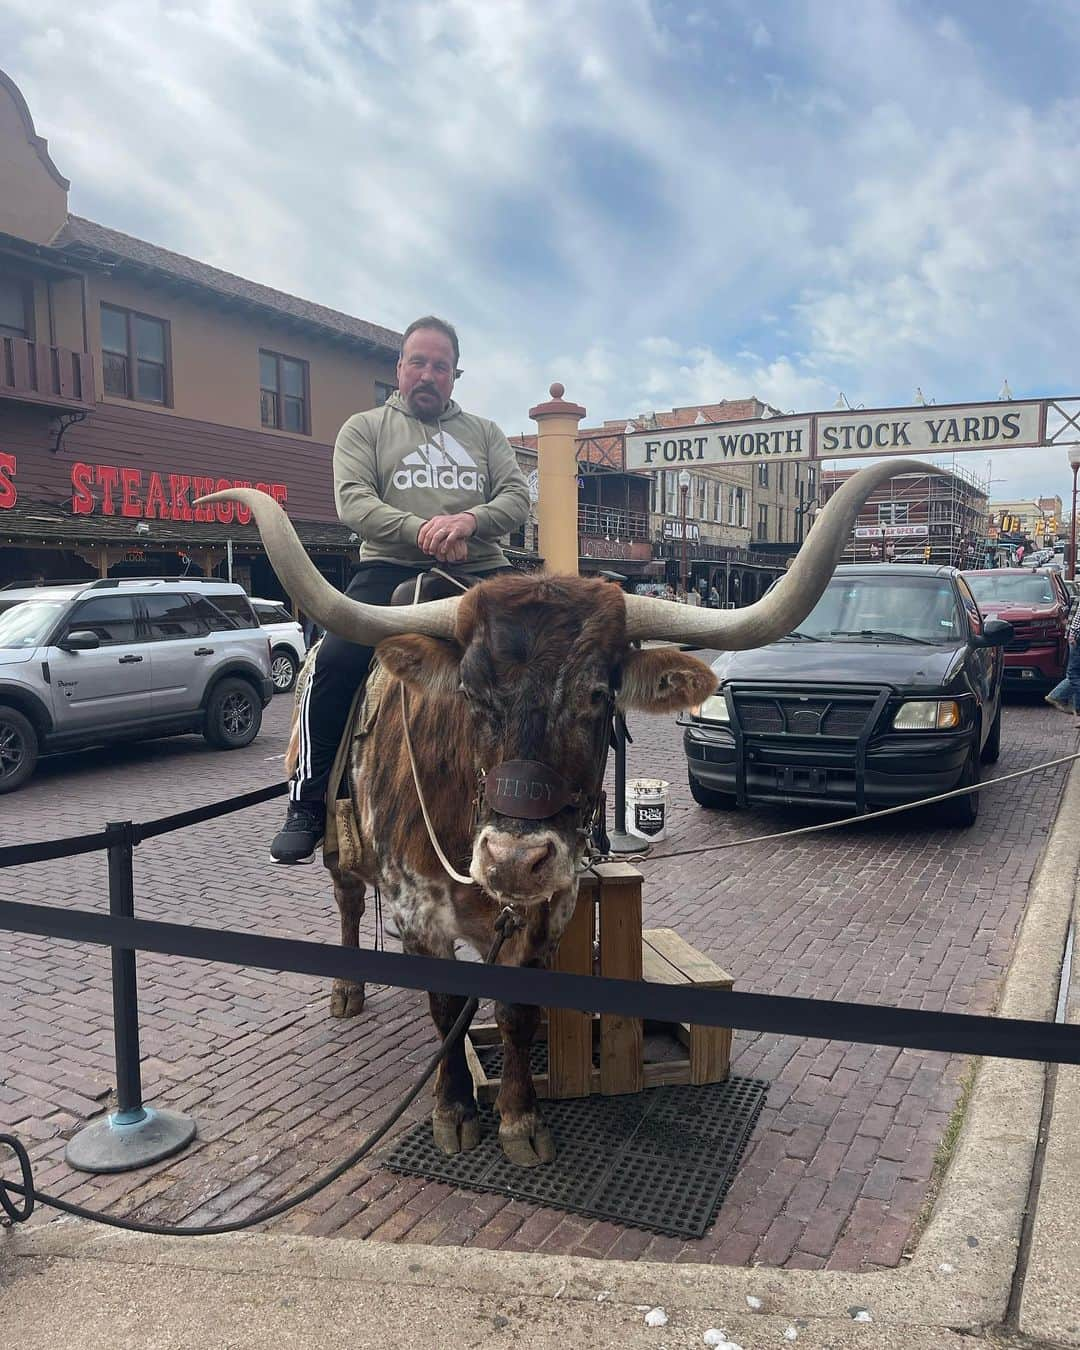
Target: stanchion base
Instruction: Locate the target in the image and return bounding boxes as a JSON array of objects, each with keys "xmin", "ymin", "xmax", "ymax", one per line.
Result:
[
  {"xmin": 65, "ymin": 1107, "xmax": 196, "ymax": 1174},
  {"xmin": 607, "ymin": 830, "xmax": 650, "ymax": 856}
]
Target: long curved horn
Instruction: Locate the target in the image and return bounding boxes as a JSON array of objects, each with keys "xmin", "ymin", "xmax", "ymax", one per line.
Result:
[
  {"xmin": 624, "ymin": 458, "xmax": 946, "ymax": 647},
  {"xmin": 194, "ymin": 489, "xmax": 460, "ymax": 642}
]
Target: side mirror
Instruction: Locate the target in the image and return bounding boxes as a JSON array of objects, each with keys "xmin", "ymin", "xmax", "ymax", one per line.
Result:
[
  {"xmin": 59, "ymin": 630, "xmax": 101, "ymax": 652},
  {"xmin": 972, "ymin": 618, "xmax": 1013, "ymax": 649}
]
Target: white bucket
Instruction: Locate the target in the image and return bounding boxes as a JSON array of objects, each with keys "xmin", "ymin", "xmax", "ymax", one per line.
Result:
[{"xmin": 626, "ymin": 778, "xmax": 670, "ymax": 842}]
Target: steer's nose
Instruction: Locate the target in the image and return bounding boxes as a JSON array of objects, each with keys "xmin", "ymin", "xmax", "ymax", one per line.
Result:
[{"xmin": 478, "ymin": 831, "xmax": 558, "ymax": 898}]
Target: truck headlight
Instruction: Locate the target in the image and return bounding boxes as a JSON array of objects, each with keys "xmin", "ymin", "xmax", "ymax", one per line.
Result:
[
  {"xmin": 692, "ymin": 693, "xmax": 730, "ymax": 724},
  {"xmin": 892, "ymin": 699, "xmax": 961, "ymax": 731}
]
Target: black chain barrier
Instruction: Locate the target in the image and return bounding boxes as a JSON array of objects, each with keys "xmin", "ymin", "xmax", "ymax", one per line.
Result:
[{"xmin": 1, "ymin": 777, "xmax": 1078, "ymax": 1237}]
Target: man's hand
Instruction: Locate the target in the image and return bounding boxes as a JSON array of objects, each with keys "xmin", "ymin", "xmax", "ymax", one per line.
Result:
[{"xmin": 418, "ymin": 512, "xmax": 477, "ymax": 562}]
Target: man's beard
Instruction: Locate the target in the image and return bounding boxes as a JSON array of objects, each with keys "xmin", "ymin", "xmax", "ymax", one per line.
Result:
[{"xmin": 406, "ymin": 386, "xmax": 445, "ymax": 418}]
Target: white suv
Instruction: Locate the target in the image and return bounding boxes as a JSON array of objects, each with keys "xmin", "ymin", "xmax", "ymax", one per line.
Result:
[
  {"xmin": 251, "ymin": 598, "xmax": 307, "ymax": 693},
  {"xmin": 0, "ymin": 577, "xmax": 274, "ymax": 793}
]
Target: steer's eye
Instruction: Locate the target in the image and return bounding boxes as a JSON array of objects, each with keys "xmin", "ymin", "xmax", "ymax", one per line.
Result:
[{"xmin": 590, "ymin": 686, "xmax": 610, "ymax": 707}]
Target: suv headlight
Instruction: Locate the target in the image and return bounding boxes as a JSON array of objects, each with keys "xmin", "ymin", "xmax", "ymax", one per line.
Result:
[
  {"xmin": 692, "ymin": 693, "xmax": 730, "ymax": 724},
  {"xmin": 892, "ymin": 699, "xmax": 961, "ymax": 731}
]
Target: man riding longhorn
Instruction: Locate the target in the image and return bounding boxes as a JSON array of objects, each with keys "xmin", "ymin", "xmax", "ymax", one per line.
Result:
[{"xmin": 271, "ymin": 316, "xmax": 530, "ymax": 863}]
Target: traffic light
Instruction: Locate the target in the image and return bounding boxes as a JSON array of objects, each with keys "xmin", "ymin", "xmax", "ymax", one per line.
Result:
[{"xmin": 1049, "ymin": 517, "xmax": 1058, "ymax": 534}]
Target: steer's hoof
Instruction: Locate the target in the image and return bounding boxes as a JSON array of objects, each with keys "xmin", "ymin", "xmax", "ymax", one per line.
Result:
[
  {"xmin": 499, "ymin": 1120, "xmax": 556, "ymax": 1168},
  {"xmin": 329, "ymin": 979, "xmax": 366, "ymax": 1019},
  {"xmin": 432, "ymin": 1107, "xmax": 480, "ymax": 1156}
]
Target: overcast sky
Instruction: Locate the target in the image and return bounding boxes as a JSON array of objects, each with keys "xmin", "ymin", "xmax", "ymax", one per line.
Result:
[{"xmin": 4, "ymin": 0, "xmax": 1079, "ymax": 505}]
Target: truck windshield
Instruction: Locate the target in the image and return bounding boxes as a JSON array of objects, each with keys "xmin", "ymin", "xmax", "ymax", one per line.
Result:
[
  {"xmin": 0, "ymin": 600, "xmax": 65, "ymax": 649},
  {"xmin": 965, "ymin": 574, "xmax": 1056, "ymax": 606},
  {"xmin": 792, "ymin": 576, "xmax": 961, "ymax": 644}
]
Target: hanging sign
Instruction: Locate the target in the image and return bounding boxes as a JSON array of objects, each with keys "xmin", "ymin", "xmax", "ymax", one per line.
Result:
[
  {"xmin": 854, "ymin": 524, "xmax": 929, "ymax": 539},
  {"xmin": 818, "ymin": 402, "xmax": 1041, "ymax": 457},
  {"xmin": 625, "ymin": 398, "xmax": 1051, "ymax": 470},
  {"xmin": 627, "ymin": 419, "xmax": 812, "ymax": 470}
]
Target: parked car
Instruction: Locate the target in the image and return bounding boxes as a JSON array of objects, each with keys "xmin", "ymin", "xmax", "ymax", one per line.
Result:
[
  {"xmin": 0, "ymin": 577, "xmax": 274, "ymax": 793},
  {"xmin": 681, "ymin": 565, "xmax": 1012, "ymax": 827},
  {"xmin": 251, "ymin": 598, "xmax": 306, "ymax": 693},
  {"xmin": 961, "ymin": 568, "xmax": 1070, "ymax": 692}
]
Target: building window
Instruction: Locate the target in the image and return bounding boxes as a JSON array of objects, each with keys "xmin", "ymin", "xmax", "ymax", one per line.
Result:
[
  {"xmin": 375, "ymin": 380, "xmax": 396, "ymax": 406},
  {"xmin": 101, "ymin": 305, "xmax": 169, "ymax": 404},
  {"xmin": 729, "ymin": 486, "xmax": 747, "ymax": 528},
  {"xmin": 758, "ymin": 463, "xmax": 769, "ymax": 488},
  {"xmin": 757, "ymin": 503, "xmax": 768, "ymax": 539},
  {"xmin": 695, "ymin": 477, "xmax": 707, "ymax": 519},
  {"xmin": 714, "ymin": 482, "xmax": 723, "ymax": 523},
  {"xmin": 260, "ymin": 349, "xmax": 309, "ymax": 433},
  {"xmin": 0, "ymin": 276, "xmax": 32, "ymax": 340},
  {"xmin": 778, "ymin": 463, "xmax": 785, "ymax": 494},
  {"xmin": 878, "ymin": 502, "xmax": 909, "ymax": 525}
]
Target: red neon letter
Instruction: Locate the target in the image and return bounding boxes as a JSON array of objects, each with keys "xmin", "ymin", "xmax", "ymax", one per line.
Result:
[
  {"xmin": 191, "ymin": 476, "xmax": 215, "ymax": 522},
  {"xmin": 70, "ymin": 461, "xmax": 94, "ymax": 514},
  {"xmin": 96, "ymin": 465, "xmax": 120, "ymax": 515},
  {"xmin": 169, "ymin": 474, "xmax": 193, "ymax": 523},
  {"xmin": 213, "ymin": 477, "xmax": 234, "ymax": 525},
  {"xmin": 144, "ymin": 471, "xmax": 168, "ymax": 520},
  {"xmin": 0, "ymin": 451, "xmax": 17, "ymax": 510},
  {"xmin": 120, "ymin": 467, "xmax": 143, "ymax": 518}
]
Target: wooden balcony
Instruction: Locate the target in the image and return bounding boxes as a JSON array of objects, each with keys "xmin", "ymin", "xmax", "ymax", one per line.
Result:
[{"xmin": 0, "ymin": 337, "xmax": 95, "ymax": 411}]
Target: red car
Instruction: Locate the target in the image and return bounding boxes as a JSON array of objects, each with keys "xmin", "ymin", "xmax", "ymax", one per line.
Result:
[{"xmin": 961, "ymin": 568, "xmax": 1070, "ymax": 692}]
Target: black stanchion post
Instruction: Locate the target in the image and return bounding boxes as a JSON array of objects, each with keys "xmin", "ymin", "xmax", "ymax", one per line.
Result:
[
  {"xmin": 608, "ymin": 712, "xmax": 649, "ymax": 855},
  {"xmin": 65, "ymin": 821, "xmax": 196, "ymax": 1174},
  {"xmin": 108, "ymin": 823, "xmax": 144, "ymax": 1118}
]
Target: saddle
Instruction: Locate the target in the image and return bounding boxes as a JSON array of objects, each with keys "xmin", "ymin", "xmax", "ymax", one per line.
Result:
[{"xmin": 315, "ymin": 567, "xmax": 474, "ymax": 875}]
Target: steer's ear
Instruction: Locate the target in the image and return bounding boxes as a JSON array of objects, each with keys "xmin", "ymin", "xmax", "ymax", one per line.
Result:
[
  {"xmin": 377, "ymin": 635, "xmax": 463, "ymax": 700},
  {"xmin": 618, "ymin": 647, "xmax": 717, "ymax": 713}
]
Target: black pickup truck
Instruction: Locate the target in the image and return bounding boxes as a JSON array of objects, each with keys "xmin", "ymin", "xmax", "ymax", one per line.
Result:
[{"xmin": 681, "ymin": 564, "xmax": 1012, "ymax": 827}]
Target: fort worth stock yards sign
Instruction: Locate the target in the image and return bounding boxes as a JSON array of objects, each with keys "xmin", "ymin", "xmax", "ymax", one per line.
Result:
[{"xmin": 623, "ymin": 398, "xmax": 1073, "ymax": 471}]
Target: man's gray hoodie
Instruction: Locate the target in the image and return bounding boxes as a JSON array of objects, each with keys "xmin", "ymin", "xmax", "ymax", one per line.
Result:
[{"xmin": 333, "ymin": 391, "xmax": 530, "ymax": 571}]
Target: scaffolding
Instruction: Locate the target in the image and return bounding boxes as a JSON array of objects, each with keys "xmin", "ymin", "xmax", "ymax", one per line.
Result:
[{"xmin": 829, "ymin": 456, "xmax": 991, "ymax": 568}]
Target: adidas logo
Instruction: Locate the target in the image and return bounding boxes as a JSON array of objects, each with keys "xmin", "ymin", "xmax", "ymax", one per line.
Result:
[{"xmin": 391, "ymin": 433, "xmax": 487, "ymax": 493}]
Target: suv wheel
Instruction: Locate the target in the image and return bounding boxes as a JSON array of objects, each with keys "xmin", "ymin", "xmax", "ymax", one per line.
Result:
[
  {"xmin": 270, "ymin": 647, "xmax": 299, "ymax": 694},
  {"xmin": 688, "ymin": 770, "xmax": 738, "ymax": 811},
  {"xmin": 980, "ymin": 705, "xmax": 1002, "ymax": 765},
  {"xmin": 204, "ymin": 678, "xmax": 262, "ymax": 749},
  {"xmin": 0, "ymin": 707, "xmax": 39, "ymax": 793},
  {"xmin": 942, "ymin": 751, "xmax": 980, "ymax": 828}
]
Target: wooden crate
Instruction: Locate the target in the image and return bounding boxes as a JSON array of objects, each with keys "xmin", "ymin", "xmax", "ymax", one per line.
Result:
[
  {"xmin": 464, "ymin": 1020, "xmax": 724, "ymax": 1103},
  {"xmin": 641, "ymin": 928, "xmax": 732, "ymax": 1085}
]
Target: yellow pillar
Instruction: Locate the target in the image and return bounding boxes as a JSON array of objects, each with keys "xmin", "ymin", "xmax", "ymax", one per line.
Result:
[{"xmin": 530, "ymin": 382, "xmax": 585, "ymax": 575}]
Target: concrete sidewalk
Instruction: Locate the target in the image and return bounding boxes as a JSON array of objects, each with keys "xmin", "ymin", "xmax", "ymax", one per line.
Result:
[{"xmin": 3, "ymin": 767, "xmax": 1079, "ymax": 1349}]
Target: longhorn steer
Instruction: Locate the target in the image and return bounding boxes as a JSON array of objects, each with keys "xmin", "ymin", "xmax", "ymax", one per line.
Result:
[{"xmin": 201, "ymin": 457, "xmax": 939, "ymax": 1167}]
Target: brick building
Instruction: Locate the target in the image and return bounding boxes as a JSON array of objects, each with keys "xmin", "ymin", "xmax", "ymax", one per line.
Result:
[
  {"xmin": 821, "ymin": 462, "xmax": 989, "ymax": 567},
  {"xmin": 0, "ymin": 67, "xmax": 402, "ymax": 595}
]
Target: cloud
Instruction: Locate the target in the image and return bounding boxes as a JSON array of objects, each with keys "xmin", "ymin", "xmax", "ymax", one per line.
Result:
[{"xmin": 2, "ymin": 0, "xmax": 1079, "ymax": 507}]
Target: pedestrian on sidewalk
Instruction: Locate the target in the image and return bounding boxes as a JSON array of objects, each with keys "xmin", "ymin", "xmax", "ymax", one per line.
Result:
[{"xmin": 1045, "ymin": 602, "xmax": 1080, "ymax": 722}]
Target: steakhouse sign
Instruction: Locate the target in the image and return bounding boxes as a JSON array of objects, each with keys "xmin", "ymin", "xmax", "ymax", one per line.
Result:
[
  {"xmin": 0, "ymin": 452, "xmax": 287, "ymax": 524},
  {"xmin": 624, "ymin": 398, "xmax": 1050, "ymax": 470}
]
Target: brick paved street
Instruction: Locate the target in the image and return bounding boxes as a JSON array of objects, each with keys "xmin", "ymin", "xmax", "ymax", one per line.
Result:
[{"xmin": 0, "ymin": 690, "xmax": 1073, "ymax": 1269}]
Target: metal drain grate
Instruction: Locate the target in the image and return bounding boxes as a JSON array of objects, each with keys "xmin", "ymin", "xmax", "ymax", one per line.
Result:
[{"xmin": 382, "ymin": 1076, "xmax": 766, "ymax": 1239}]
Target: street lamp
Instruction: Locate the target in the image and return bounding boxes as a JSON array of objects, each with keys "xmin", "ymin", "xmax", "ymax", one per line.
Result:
[
  {"xmin": 678, "ymin": 469, "xmax": 692, "ymax": 595},
  {"xmin": 1069, "ymin": 448, "xmax": 1080, "ymax": 581}
]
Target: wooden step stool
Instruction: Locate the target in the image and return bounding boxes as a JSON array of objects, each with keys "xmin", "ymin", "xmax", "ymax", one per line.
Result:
[
  {"xmin": 641, "ymin": 927, "xmax": 733, "ymax": 1086},
  {"xmin": 465, "ymin": 865, "xmax": 734, "ymax": 1101}
]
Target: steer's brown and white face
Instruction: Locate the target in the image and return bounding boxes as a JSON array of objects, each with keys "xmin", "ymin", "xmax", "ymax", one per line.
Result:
[{"xmin": 378, "ymin": 573, "xmax": 717, "ymax": 906}]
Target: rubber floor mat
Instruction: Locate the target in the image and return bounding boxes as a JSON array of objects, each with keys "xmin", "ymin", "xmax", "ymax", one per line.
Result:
[{"xmin": 382, "ymin": 1075, "xmax": 766, "ymax": 1239}]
